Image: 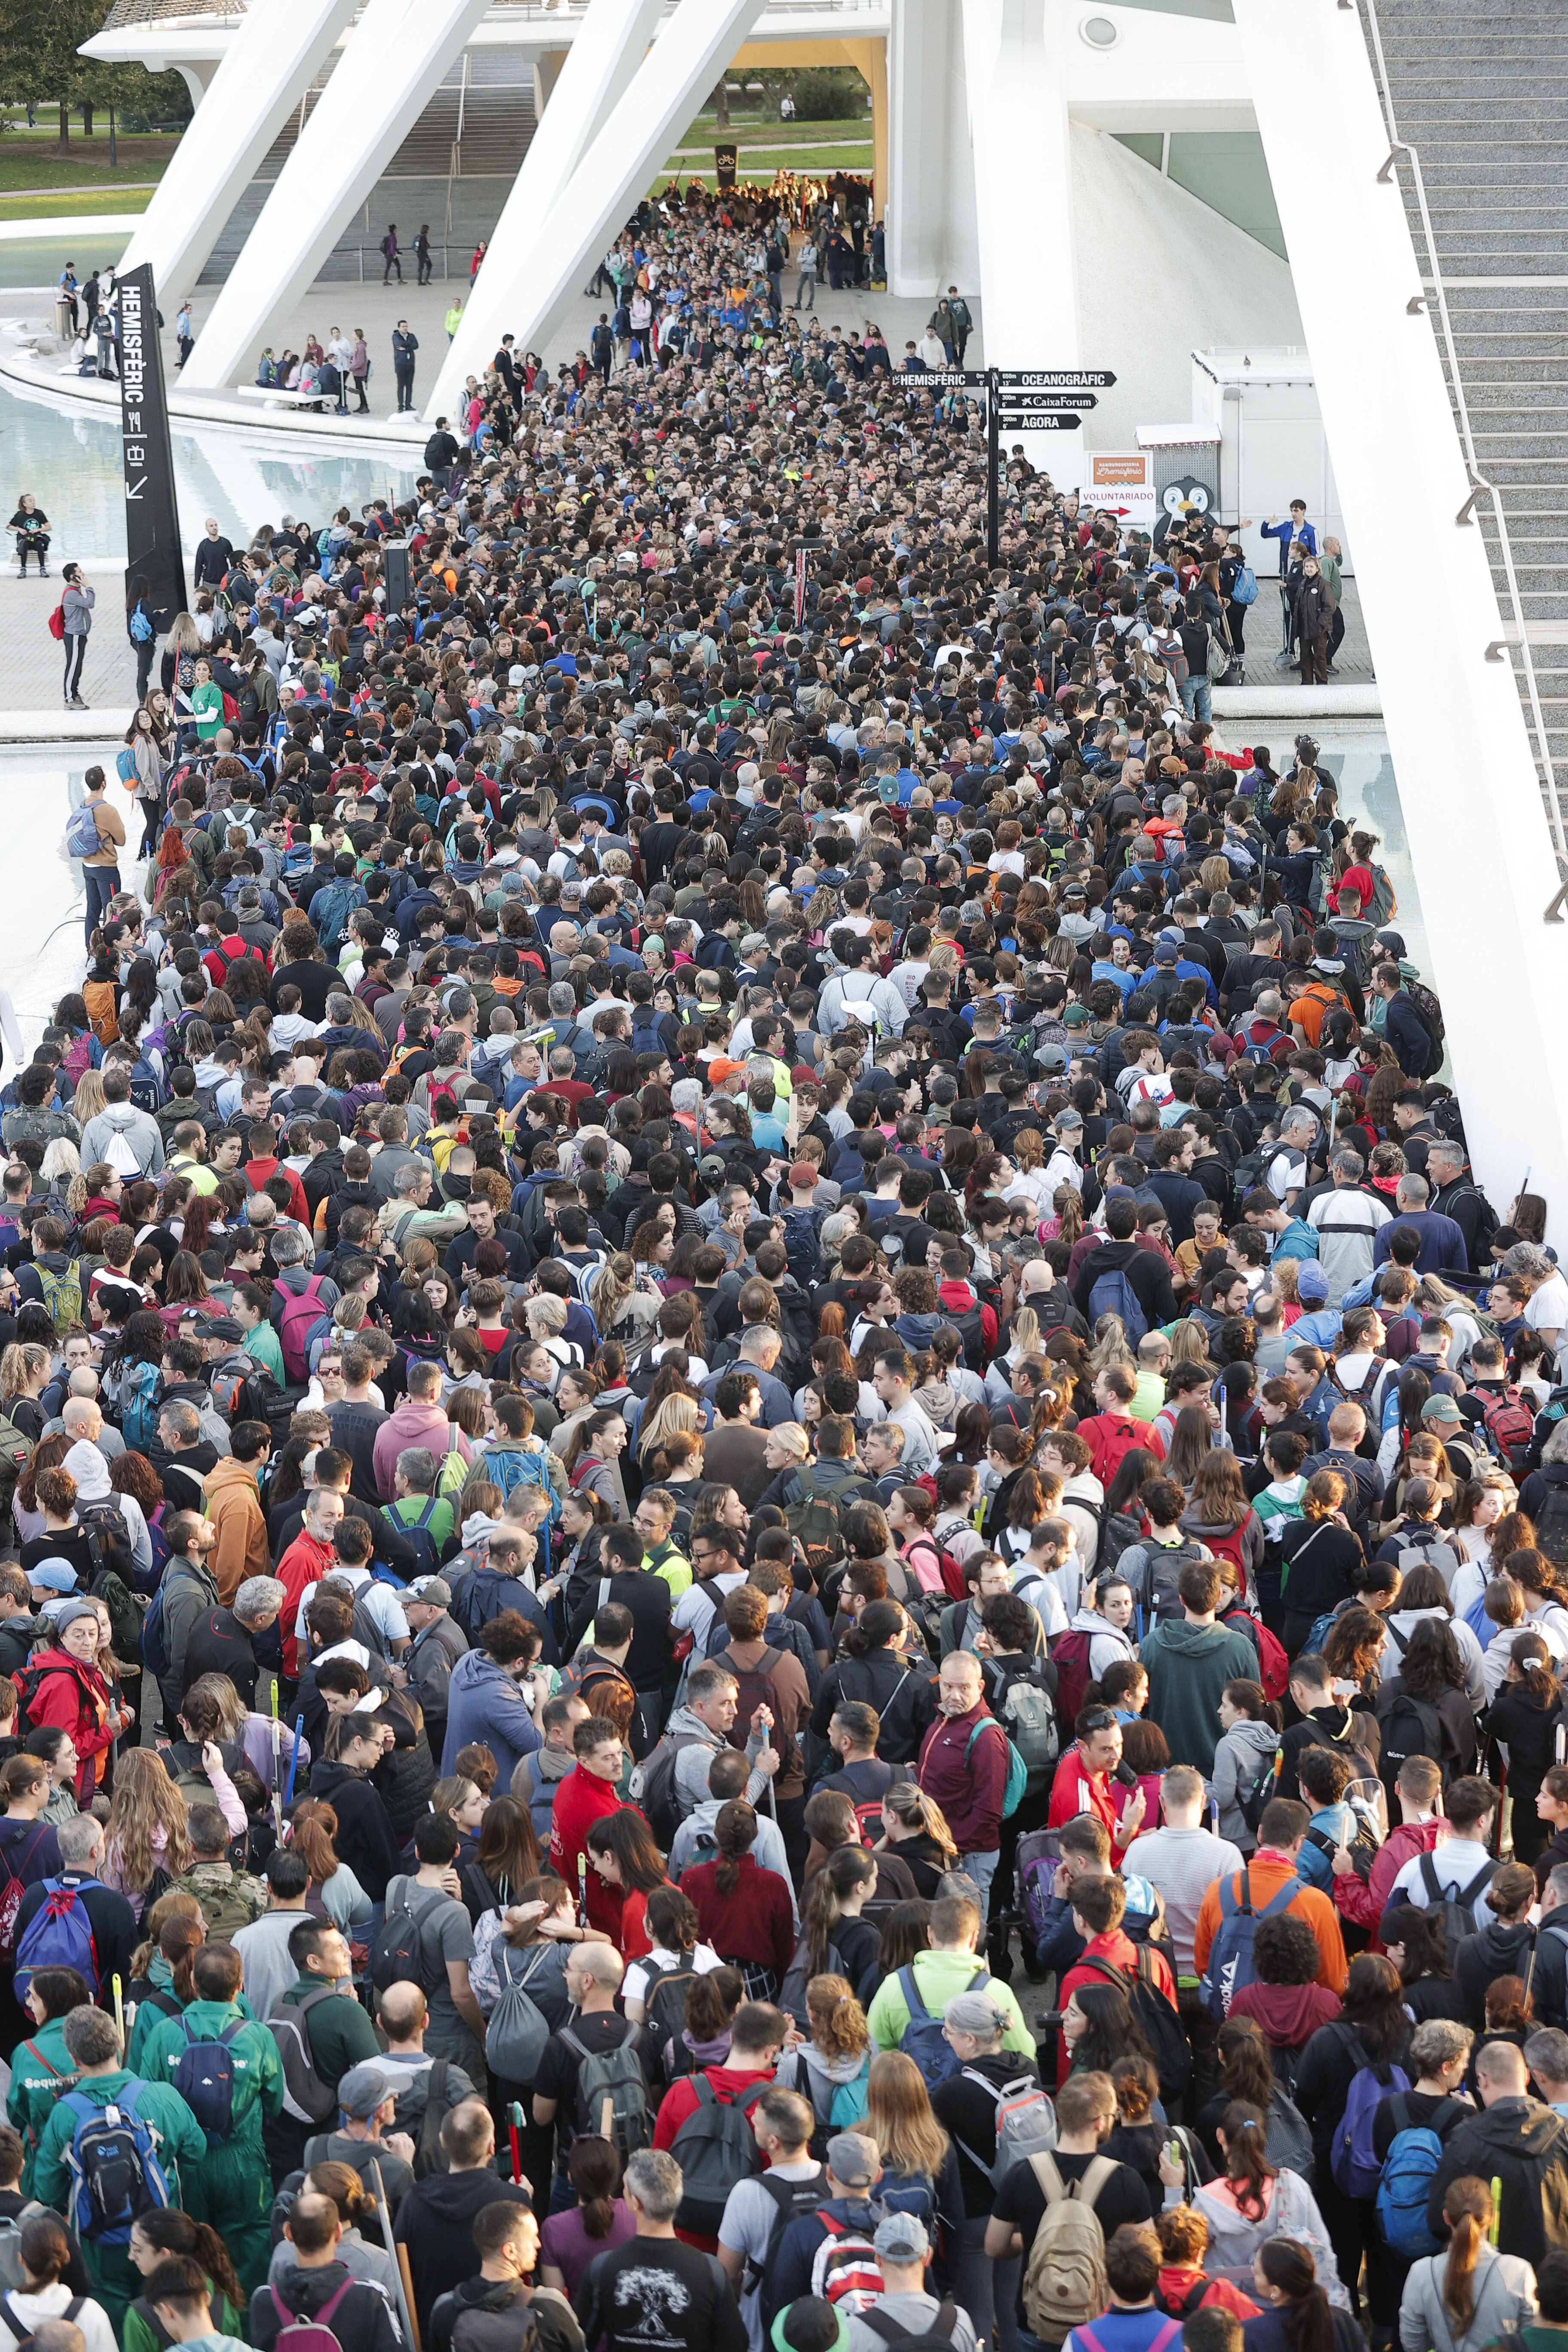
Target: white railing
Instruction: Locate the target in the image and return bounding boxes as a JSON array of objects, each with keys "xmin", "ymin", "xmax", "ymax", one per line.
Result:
[{"xmin": 1354, "ymin": 0, "xmax": 1565, "ymax": 884}]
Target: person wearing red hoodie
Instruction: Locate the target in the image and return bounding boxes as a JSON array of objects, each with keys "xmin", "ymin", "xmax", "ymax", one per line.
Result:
[
  {"xmin": 1226, "ymin": 1908, "xmax": 1345, "ymax": 2069},
  {"xmin": 1073, "ymin": 1363, "xmax": 1165, "ymax": 1488},
  {"xmin": 1047, "ymin": 1704, "xmax": 1148, "ymax": 1855},
  {"xmin": 917, "ymin": 1651, "xmax": 1008, "ymax": 1914},
  {"xmin": 242, "ymin": 1123, "xmax": 311, "ymax": 1225},
  {"xmin": 652, "ymin": 1999, "xmax": 787, "ymax": 2251},
  {"xmin": 1328, "ymin": 1752, "xmax": 1446, "ymax": 1944},
  {"xmin": 547, "ymin": 1716, "xmax": 628, "ymax": 1936},
  {"xmin": 936, "ymin": 1255, "xmax": 996, "ymax": 1358},
  {"xmin": 1057, "ymin": 1874, "xmax": 1179, "ymax": 2086}
]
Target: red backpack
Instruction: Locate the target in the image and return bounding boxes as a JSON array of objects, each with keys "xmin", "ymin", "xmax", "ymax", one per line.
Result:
[
  {"xmin": 1048, "ymin": 1629, "xmax": 1096, "ymax": 1725},
  {"xmin": 1221, "ymin": 1605, "xmax": 1289, "ymax": 1702},
  {"xmin": 903, "ymin": 1533, "xmax": 965, "ymax": 1601},
  {"xmin": 277, "ymin": 1276, "xmax": 332, "ymax": 1383},
  {"xmin": 1481, "ymin": 1385, "xmax": 1536, "ymax": 1471},
  {"xmin": 726, "ymin": 1647, "xmax": 799, "ymax": 1779}
]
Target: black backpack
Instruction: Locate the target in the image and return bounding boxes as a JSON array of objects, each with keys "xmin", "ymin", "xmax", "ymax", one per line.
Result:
[
  {"xmin": 369, "ymin": 1884, "xmax": 449, "ymax": 1993},
  {"xmin": 643, "ymin": 1957, "xmax": 699, "ymax": 2058},
  {"xmin": 671, "ymin": 2075, "xmax": 768, "ymax": 2236},
  {"xmin": 754, "ymin": 2162, "xmax": 830, "ymax": 2329},
  {"xmin": 1376, "ymin": 1684, "xmax": 1447, "ymax": 1790},
  {"xmin": 1415, "ymin": 1852, "xmax": 1499, "ymax": 1943},
  {"xmin": 1536, "ymin": 1484, "xmax": 1568, "ymax": 1569},
  {"xmin": 859, "ymin": 2306, "xmax": 965, "ymax": 2352},
  {"xmin": 1079, "ymin": 1949, "xmax": 1192, "ymax": 2110}
]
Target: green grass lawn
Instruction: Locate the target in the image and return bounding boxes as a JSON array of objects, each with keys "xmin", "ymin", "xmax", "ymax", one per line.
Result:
[
  {"xmin": 0, "ymin": 185, "xmax": 156, "ymax": 216},
  {"xmin": 651, "ymin": 113, "xmax": 872, "ymax": 197},
  {"xmin": 0, "ymin": 137, "xmax": 177, "ymax": 193}
]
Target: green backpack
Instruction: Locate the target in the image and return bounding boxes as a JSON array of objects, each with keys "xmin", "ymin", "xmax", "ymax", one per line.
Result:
[{"xmin": 35, "ymin": 1264, "xmax": 83, "ymax": 1336}]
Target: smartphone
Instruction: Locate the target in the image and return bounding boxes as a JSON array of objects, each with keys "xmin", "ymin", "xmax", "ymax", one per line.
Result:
[{"xmin": 1166, "ymin": 2139, "xmax": 1183, "ymax": 2171}]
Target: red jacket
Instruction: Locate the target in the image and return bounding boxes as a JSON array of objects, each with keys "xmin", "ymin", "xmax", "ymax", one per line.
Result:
[
  {"xmin": 274, "ymin": 1528, "xmax": 334, "ymax": 1677},
  {"xmin": 547, "ymin": 1764, "xmax": 625, "ymax": 1936},
  {"xmin": 1074, "ymin": 1413, "xmax": 1164, "ymax": 1487},
  {"xmin": 244, "ymin": 1155, "xmax": 310, "ymax": 1227},
  {"xmin": 653, "ymin": 2062, "xmax": 775, "ymax": 2250},
  {"xmin": 677, "ymin": 1854, "xmax": 796, "ymax": 1978},
  {"xmin": 1047, "ymin": 1745, "xmax": 1122, "ymax": 1837},
  {"xmin": 1332, "ymin": 1815, "xmax": 1446, "ymax": 1938},
  {"xmin": 919, "ymin": 1700, "xmax": 1007, "ymax": 1853},
  {"xmin": 22, "ymin": 1650, "xmax": 113, "ymax": 1800}
]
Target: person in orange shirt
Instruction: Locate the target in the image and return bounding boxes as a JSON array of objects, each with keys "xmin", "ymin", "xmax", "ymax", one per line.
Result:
[{"xmin": 1192, "ymin": 1796, "xmax": 1350, "ymax": 2000}]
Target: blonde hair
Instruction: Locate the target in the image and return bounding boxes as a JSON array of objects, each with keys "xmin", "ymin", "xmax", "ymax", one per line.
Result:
[
  {"xmin": 103, "ymin": 1750, "xmax": 191, "ymax": 1893},
  {"xmin": 1088, "ymin": 1319, "xmax": 1135, "ymax": 1377},
  {"xmin": 804, "ymin": 1973, "xmax": 872, "ymax": 2064},
  {"xmin": 185, "ymin": 1672, "xmax": 246, "ymax": 1740},
  {"xmin": 881, "ymin": 1780, "xmax": 958, "ymax": 1858},
  {"xmin": 1, "ymin": 1344, "xmax": 49, "ymax": 1404},
  {"xmin": 866, "ymin": 2050, "xmax": 950, "ymax": 2177},
  {"xmin": 637, "ymin": 1392, "xmax": 699, "ymax": 1469}
]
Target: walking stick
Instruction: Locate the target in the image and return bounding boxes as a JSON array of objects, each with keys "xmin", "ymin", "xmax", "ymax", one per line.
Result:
[{"xmin": 370, "ymin": 2158, "xmax": 420, "ymax": 2352}]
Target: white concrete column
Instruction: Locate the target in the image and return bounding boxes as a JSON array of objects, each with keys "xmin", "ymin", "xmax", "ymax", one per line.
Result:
[
  {"xmin": 1234, "ymin": 0, "xmax": 1568, "ymax": 1231},
  {"xmin": 121, "ymin": 0, "xmax": 361, "ymax": 306},
  {"xmin": 453, "ymin": 0, "xmax": 768, "ymax": 371},
  {"xmin": 426, "ymin": 0, "xmax": 665, "ymax": 420},
  {"xmin": 888, "ymin": 0, "xmax": 974, "ymax": 300},
  {"xmin": 181, "ymin": 0, "xmax": 493, "ymax": 394}
]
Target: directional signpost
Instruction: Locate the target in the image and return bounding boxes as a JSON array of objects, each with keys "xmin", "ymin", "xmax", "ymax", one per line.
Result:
[{"xmin": 983, "ymin": 368, "xmax": 1117, "ymax": 564}]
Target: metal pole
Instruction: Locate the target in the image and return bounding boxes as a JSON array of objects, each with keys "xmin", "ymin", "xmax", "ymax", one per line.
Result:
[{"xmin": 986, "ymin": 368, "xmax": 999, "ymax": 571}]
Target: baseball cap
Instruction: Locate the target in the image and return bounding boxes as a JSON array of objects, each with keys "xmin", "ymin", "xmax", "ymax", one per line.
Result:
[
  {"xmin": 337, "ymin": 2061, "xmax": 396, "ymax": 2121},
  {"xmin": 193, "ymin": 1314, "xmax": 242, "ymax": 1342},
  {"xmin": 1421, "ymin": 1395, "xmax": 1464, "ymax": 1425},
  {"xmin": 1063, "ymin": 1004, "xmax": 1093, "ymax": 1031},
  {"xmin": 787, "ymin": 1163, "xmax": 818, "ymax": 1189},
  {"xmin": 873, "ymin": 2213, "xmax": 929, "ymax": 2260},
  {"xmin": 707, "ymin": 1058, "xmax": 747, "ymax": 1084},
  {"xmin": 1153, "ymin": 938, "xmax": 1179, "ymax": 965},
  {"xmin": 826, "ymin": 2131, "xmax": 879, "ymax": 2190},
  {"xmin": 407, "ymin": 1577, "xmax": 452, "ymax": 1608},
  {"xmin": 1035, "ymin": 1044, "xmax": 1068, "ymax": 1075},
  {"xmin": 697, "ymin": 1154, "xmax": 728, "ymax": 1181},
  {"xmin": 1295, "ymin": 1263, "xmax": 1329, "ymax": 1302},
  {"xmin": 25, "ymin": 1560, "xmax": 79, "ymax": 1595}
]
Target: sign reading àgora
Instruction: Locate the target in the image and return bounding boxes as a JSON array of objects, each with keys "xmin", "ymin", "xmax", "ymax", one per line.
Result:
[{"xmin": 118, "ymin": 262, "xmax": 187, "ymax": 619}]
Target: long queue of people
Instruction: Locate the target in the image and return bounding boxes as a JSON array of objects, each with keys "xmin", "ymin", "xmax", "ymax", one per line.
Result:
[{"xmin": 4, "ymin": 173, "xmax": 1568, "ymax": 2352}]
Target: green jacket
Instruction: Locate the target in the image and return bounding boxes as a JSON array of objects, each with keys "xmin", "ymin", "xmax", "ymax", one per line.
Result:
[
  {"xmin": 35, "ymin": 2065, "xmax": 208, "ymax": 2220},
  {"xmin": 1137, "ymin": 1617, "xmax": 1260, "ymax": 1775},
  {"xmin": 137, "ymin": 1997, "xmax": 284, "ymax": 2143},
  {"xmin": 865, "ymin": 1949, "xmax": 1034, "ymax": 2058},
  {"xmin": 275, "ymin": 1972, "xmax": 382, "ymax": 2091},
  {"xmin": 6, "ymin": 2017, "xmax": 77, "ymax": 2193}
]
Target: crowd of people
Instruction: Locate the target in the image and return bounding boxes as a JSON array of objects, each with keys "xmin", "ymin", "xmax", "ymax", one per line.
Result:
[{"xmin": 2, "ymin": 178, "xmax": 1565, "ymax": 2352}]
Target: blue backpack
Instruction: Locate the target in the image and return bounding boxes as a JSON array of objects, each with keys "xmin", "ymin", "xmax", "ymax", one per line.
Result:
[
  {"xmin": 389, "ymin": 1496, "xmax": 444, "ymax": 1579},
  {"xmin": 965, "ymin": 1716, "xmax": 1028, "ymax": 1819},
  {"xmin": 1376, "ymin": 2092, "xmax": 1464, "ymax": 2257},
  {"xmin": 1087, "ymin": 1266, "xmax": 1148, "ymax": 1345},
  {"xmin": 15, "ymin": 1880, "xmax": 101, "ymax": 2001},
  {"xmin": 172, "ymin": 2015, "xmax": 244, "ymax": 2147},
  {"xmin": 480, "ymin": 1442, "xmax": 559, "ymax": 1525},
  {"xmin": 129, "ymin": 603, "xmax": 153, "ymax": 643},
  {"xmin": 1232, "ymin": 564, "xmax": 1259, "ymax": 606},
  {"xmin": 121, "ymin": 1360, "xmax": 162, "ymax": 1453},
  {"xmin": 311, "ymin": 882, "xmax": 359, "ymax": 949},
  {"xmin": 115, "ymin": 747, "xmax": 138, "ymax": 783},
  {"xmin": 61, "ymin": 2082, "xmax": 170, "ymax": 2244},
  {"xmin": 1332, "ymin": 2029, "xmax": 1409, "ymax": 2197},
  {"xmin": 1200, "ymin": 1871, "xmax": 1305, "ymax": 2021},
  {"xmin": 897, "ymin": 1963, "xmax": 989, "ymax": 2085}
]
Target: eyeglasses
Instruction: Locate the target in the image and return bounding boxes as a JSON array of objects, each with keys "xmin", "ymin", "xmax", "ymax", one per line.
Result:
[{"xmin": 1079, "ymin": 1708, "xmax": 1118, "ymax": 1734}]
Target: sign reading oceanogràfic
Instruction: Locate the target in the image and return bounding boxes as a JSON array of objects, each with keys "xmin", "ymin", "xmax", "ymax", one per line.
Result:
[
  {"xmin": 118, "ymin": 263, "xmax": 187, "ymax": 621},
  {"xmin": 993, "ymin": 368, "xmax": 1117, "ymax": 388}
]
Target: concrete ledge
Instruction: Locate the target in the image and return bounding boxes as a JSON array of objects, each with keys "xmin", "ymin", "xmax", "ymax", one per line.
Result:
[
  {"xmin": 0, "ymin": 709, "xmax": 136, "ymax": 741},
  {"xmin": 1214, "ymin": 683, "xmax": 1383, "ymax": 720},
  {"xmin": 0, "ymin": 215, "xmax": 147, "ymax": 245},
  {"xmin": 0, "ymin": 329, "xmax": 431, "ymax": 453}
]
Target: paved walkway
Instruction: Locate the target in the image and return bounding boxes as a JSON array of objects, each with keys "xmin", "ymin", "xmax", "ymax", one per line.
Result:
[{"xmin": 0, "ymin": 570, "xmax": 139, "ymax": 723}]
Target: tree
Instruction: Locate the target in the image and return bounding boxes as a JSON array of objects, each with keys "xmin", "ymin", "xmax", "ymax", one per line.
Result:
[{"xmin": 0, "ymin": 0, "xmax": 189, "ymax": 144}]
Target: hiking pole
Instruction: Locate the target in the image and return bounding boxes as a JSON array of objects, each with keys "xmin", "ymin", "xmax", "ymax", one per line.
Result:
[
  {"xmin": 508, "ymin": 2101, "xmax": 523, "ymax": 2186},
  {"xmin": 371, "ymin": 2158, "xmax": 420, "ymax": 2352},
  {"xmin": 283, "ymin": 1713, "xmax": 305, "ymax": 1808},
  {"xmin": 270, "ymin": 1679, "xmax": 282, "ymax": 1841},
  {"xmin": 112, "ymin": 1974, "xmax": 123, "ymax": 2050}
]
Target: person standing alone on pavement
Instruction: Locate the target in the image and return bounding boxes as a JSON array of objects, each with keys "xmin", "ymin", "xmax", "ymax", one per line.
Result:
[
  {"xmin": 61, "ymin": 562, "xmax": 93, "ymax": 706},
  {"xmin": 392, "ymin": 320, "xmax": 418, "ymax": 413},
  {"xmin": 382, "ymin": 226, "xmax": 401, "ymax": 283}
]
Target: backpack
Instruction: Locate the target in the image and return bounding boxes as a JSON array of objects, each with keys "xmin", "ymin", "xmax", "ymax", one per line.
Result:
[
  {"xmin": 1480, "ymin": 1386, "xmax": 1536, "ymax": 1472},
  {"xmin": 0, "ymin": 1828, "xmax": 52, "ymax": 1964},
  {"xmin": 370, "ymin": 1883, "xmax": 450, "ymax": 1993},
  {"xmin": 671, "ymin": 2074, "xmax": 767, "ymax": 2236},
  {"xmin": 627, "ymin": 1731, "xmax": 710, "ymax": 1851},
  {"xmin": 14, "ymin": 1880, "xmax": 100, "ymax": 2001},
  {"xmin": 643, "ymin": 1956, "xmax": 701, "ymax": 2055},
  {"xmin": 859, "ymin": 2305, "xmax": 968, "ymax": 2352},
  {"xmin": 48, "ymin": 604, "xmax": 66, "ymax": 643},
  {"xmin": 64, "ymin": 803, "xmax": 101, "ymax": 859},
  {"xmin": 965, "ymin": 1713, "xmax": 1028, "ymax": 1819},
  {"xmin": 1238, "ymin": 1748, "xmax": 1282, "ymax": 1836},
  {"xmin": 1021, "ymin": 2151, "xmax": 1116, "ymax": 2339},
  {"xmin": 139, "ymin": 1582, "xmax": 170, "ymax": 1683},
  {"xmin": 954, "ymin": 2069, "xmax": 1057, "ymax": 2186},
  {"xmin": 172, "ymin": 2014, "xmax": 245, "ymax": 2147},
  {"xmin": 389, "ymin": 1496, "xmax": 444, "ymax": 1579},
  {"xmin": 1048, "ymin": 1629, "xmax": 1096, "ymax": 1727},
  {"xmin": 1377, "ymin": 1683, "xmax": 1447, "ymax": 1788},
  {"xmin": 1079, "ymin": 1948, "xmax": 1192, "ymax": 2109},
  {"xmin": 1199, "ymin": 1871, "xmax": 1306, "ymax": 2020},
  {"xmin": 561, "ymin": 2023, "xmax": 651, "ymax": 2162},
  {"xmin": 1086, "ymin": 1266, "xmax": 1148, "ymax": 1345},
  {"xmin": 995, "ymin": 1663, "xmax": 1060, "ymax": 1788},
  {"xmin": 121, "ymin": 1359, "xmax": 163, "ymax": 1452},
  {"xmin": 727, "ymin": 1646, "xmax": 800, "ymax": 1780},
  {"xmin": 780, "ymin": 1934, "xmax": 848, "ymax": 2029},
  {"xmin": 266, "ymin": 2278, "xmax": 355, "ymax": 2352},
  {"xmin": 34, "ymin": 1262, "xmax": 84, "ymax": 1335},
  {"xmin": 784, "ymin": 1469, "xmax": 856, "ymax": 1582},
  {"xmin": 1232, "ymin": 563, "xmax": 1259, "ymax": 606},
  {"xmin": 60, "ymin": 2083, "xmax": 171, "ymax": 2245},
  {"xmin": 897, "ymin": 1963, "xmax": 989, "ymax": 2083},
  {"xmin": 1406, "ymin": 980, "xmax": 1446, "ymax": 1072},
  {"xmin": 1267, "ymin": 2084, "xmax": 1314, "ymax": 2177},
  {"xmin": 0, "ymin": 1417, "xmax": 31, "ymax": 1525},
  {"xmin": 1414, "ymin": 1852, "xmax": 1498, "ymax": 1942},
  {"xmin": 808, "ymin": 2208, "xmax": 885, "ymax": 2317},
  {"xmin": 484, "ymin": 1940, "xmax": 554, "ymax": 2082},
  {"xmin": 311, "ymin": 882, "xmax": 358, "ymax": 950},
  {"xmin": 413, "ymin": 2056, "xmax": 455, "ymax": 2179},
  {"xmin": 1330, "ymin": 2032, "xmax": 1409, "ymax": 2196},
  {"xmin": 1375, "ymin": 2091, "xmax": 1465, "ymax": 2257},
  {"xmin": 277, "ymin": 1276, "xmax": 334, "ymax": 1382},
  {"xmin": 1537, "ymin": 1484, "xmax": 1568, "ymax": 1570},
  {"xmin": 268, "ymin": 1982, "xmax": 340, "ymax": 2123},
  {"xmin": 753, "ymin": 2166, "xmax": 830, "ymax": 2321}
]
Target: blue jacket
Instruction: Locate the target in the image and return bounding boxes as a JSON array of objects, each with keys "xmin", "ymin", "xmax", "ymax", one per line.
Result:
[
  {"xmin": 1260, "ymin": 517, "xmax": 1317, "ymax": 576},
  {"xmin": 1381, "ymin": 989, "xmax": 1431, "ymax": 1078},
  {"xmin": 439, "ymin": 1651, "xmax": 542, "ymax": 1784}
]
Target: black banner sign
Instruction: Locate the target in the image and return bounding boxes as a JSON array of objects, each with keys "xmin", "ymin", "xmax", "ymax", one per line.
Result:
[
  {"xmin": 715, "ymin": 143, "xmax": 738, "ymax": 187},
  {"xmin": 118, "ymin": 263, "xmax": 187, "ymax": 621}
]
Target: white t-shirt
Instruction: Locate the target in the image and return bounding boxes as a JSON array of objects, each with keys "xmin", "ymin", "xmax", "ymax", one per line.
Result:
[
  {"xmin": 1388, "ymin": 1836, "xmax": 1501, "ymax": 1929},
  {"xmin": 622, "ymin": 1939, "xmax": 723, "ymax": 2010}
]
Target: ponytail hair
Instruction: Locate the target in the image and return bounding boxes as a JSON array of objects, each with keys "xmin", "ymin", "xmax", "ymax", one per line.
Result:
[
  {"xmin": 842, "ymin": 1599, "xmax": 903, "ymax": 1660},
  {"xmin": 126, "ymin": 2204, "xmax": 242, "ymax": 2315},
  {"xmin": 879, "ymin": 1778, "xmax": 958, "ymax": 1857},
  {"xmin": 1218, "ymin": 2098, "xmax": 1277, "ymax": 2220},
  {"xmin": 1440, "ymin": 2177, "xmax": 1491, "ymax": 2331},
  {"xmin": 1510, "ymin": 1631, "xmax": 1561, "ymax": 1715},
  {"xmin": 567, "ymin": 2134, "xmax": 622, "ymax": 2242},
  {"xmin": 802, "ymin": 1842, "xmax": 876, "ymax": 1979},
  {"xmin": 713, "ymin": 1798, "xmax": 757, "ymax": 1897}
]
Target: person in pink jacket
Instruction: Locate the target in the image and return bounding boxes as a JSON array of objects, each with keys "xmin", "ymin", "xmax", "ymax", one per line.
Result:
[{"xmin": 371, "ymin": 1358, "xmax": 472, "ymax": 1500}]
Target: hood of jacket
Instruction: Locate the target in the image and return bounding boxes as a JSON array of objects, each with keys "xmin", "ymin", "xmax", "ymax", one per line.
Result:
[
  {"xmin": 1466, "ymin": 1920, "xmax": 1537, "ymax": 1977},
  {"xmin": 894, "ymin": 1311, "xmax": 944, "ymax": 1350},
  {"xmin": 273, "ymin": 2261, "xmax": 356, "ymax": 2318},
  {"xmin": 1454, "ymin": 2097, "xmax": 1568, "ymax": 2163},
  {"xmin": 1145, "ymin": 1619, "xmax": 1239, "ymax": 1657},
  {"xmin": 62, "ymin": 1439, "xmax": 113, "ymax": 1503},
  {"xmin": 1308, "ymin": 1702, "xmax": 1363, "ymax": 1748},
  {"xmin": 1234, "ymin": 1981, "xmax": 1343, "ymax": 2047},
  {"xmin": 307, "ymin": 1759, "xmax": 368, "ymax": 1809},
  {"xmin": 383, "ymin": 1395, "xmax": 452, "ymax": 1445},
  {"xmin": 204, "ymin": 1455, "xmax": 259, "ymax": 1507},
  {"xmin": 460, "ymin": 1510, "xmax": 503, "ymax": 1550},
  {"xmin": 1223, "ymin": 1718, "xmax": 1282, "ymax": 1769},
  {"xmin": 663, "ymin": 1704, "xmax": 722, "ymax": 1751},
  {"xmin": 409, "ymin": 2168, "xmax": 525, "ymax": 2226},
  {"xmin": 533, "ymin": 1743, "xmax": 576, "ymax": 1786},
  {"xmin": 796, "ymin": 2042, "xmax": 870, "ymax": 2089}
]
